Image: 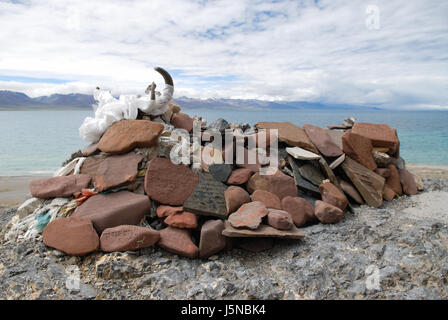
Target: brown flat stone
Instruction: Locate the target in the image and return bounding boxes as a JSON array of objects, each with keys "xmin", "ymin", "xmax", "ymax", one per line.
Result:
[
  {"xmin": 98, "ymin": 120, "xmax": 164, "ymax": 154},
  {"xmin": 251, "ymin": 190, "xmax": 282, "ymax": 209},
  {"xmin": 342, "ymin": 130, "xmax": 377, "ymax": 171},
  {"xmin": 144, "ymin": 157, "xmax": 199, "ymax": 205},
  {"xmin": 222, "ymin": 220, "xmax": 305, "ymax": 239},
  {"xmin": 383, "ymin": 185, "xmax": 396, "ymax": 201},
  {"xmin": 43, "ymin": 216, "xmax": 99, "ymax": 256},
  {"xmin": 399, "ymin": 169, "xmax": 418, "ymax": 196},
  {"xmin": 298, "ymin": 163, "xmax": 325, "ymax": 186},
  {"xmin": 327, "ymin": 130, "xmax": 345, "ymax": 150},
  {"xmin": 255, "ymin": 121, "xmax": 318, "ymax": 153},
  {"xmin": 164, "ymin": 211, "xmax": 198, "ymax": 229},
  {"xmin": 228, "ymin": 201, "xmax": 269, "ymax": 230},
  {"xmin": 247, "ymin": 170, "xmax": 298, "ymax": 200},
  {"xmin": 30, "ymin": 174, "xmax": 91, "ymax": 199},
  {"xmin": 340, "ymin": 180, "xmax": 364, "ymax": 204},
  {"xmin": 157, "ymin": 227, "xmax": 199, "ymax": 259},
  {"xmin": 341, "ymin": 156, "xmax": 385, "ymax": 208},
  {"xmin": 72, "ymin": 191, "xmax": 151, "ymax": 233},
  {"xmin": 100, "ymin": 225, "xmax": 160, "ymax": 252},
  {"xmin": 95, "ymin": 153, "xmax": 143, "ymax": 191},
  {"xmin": 303, "ymin": 124, "xmax": 343, "ymax": 157},
  {"xmin": 156, "ymin": 205, "xmax": 183, "ymax": 218},
  {"xmin": 318, "ymin": 157, "xmax": 343, "ymax": 192},
  {"xmin": 79, "ymin": 154, "xmax": 108, "ymax": 179},
  {"xmin": 386, "ymin": 164, "xmax": 403, "ymax": 196},
  {"xmin": 281, "ymin": 196, "xmax": 315, "ymax": 227},
  {"xmin": 319, "ymin": 181, "xmax": 348, "ymax": 211},
  {"xmin": 226, "ymin": 168, "xmax": 253, "ymax": 185},
  {"xmin": 351, "ymin": 122, "xmax": 399, "ymax": 152},
  {"xmin": 199, "ymin": 220, "xmax": 226, "ymax": 259},
  {"xmin": 224, "ymin": 186, "xmax": 251, "ymax": 214},
  {"xmin": 183, "ymin": 172, "xmax": 228, "ymax": 218},
  {"xmin": 314, "ymin": 200, "xmax": 344, "ymax": 224},
  {"xmin": 171, "ymin": 113, "xmax": 194, "ymax": 133},
  {"xmin": 267, "ymin": 209, "xmax": 294, "ymax": 230}
]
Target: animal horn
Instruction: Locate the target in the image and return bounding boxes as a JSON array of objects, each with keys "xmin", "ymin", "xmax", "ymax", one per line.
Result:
[{"xmin": 154, "ymin": 67, "xmax": 174, "ymax": 86}]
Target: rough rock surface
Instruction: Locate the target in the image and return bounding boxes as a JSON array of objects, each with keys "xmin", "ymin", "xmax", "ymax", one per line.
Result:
[
  {"xmin": 199, "ymin": 220, "xmax": 226, "ymax": 259},
  {"xmin": 1, "ymin": 177, "xmax": 448, "ymax": 300},
  {"xmin": 224, "ymin": 186, "xmax": 251, "ymax": 214},
  {"xmin": 95, "ymin": 153, "xmax": 143, "ymax": 191},
  {"xmin": 228, "ymin": 201, "xmax": 269, "ymax": 230},
  {"xmin": 164, "ymin": 211, "xmax": 198, "ymax": 229},
  {"xmin": 30, "ymin": 175, "xmax": 91, "ymax": 199},
  {"xmin": 157, "ymin": 227, "xmax": 198, "ymax": 259},
  {"xmin": 267, "ymin": 209, "xmax": 294, "ymax": 230},
  {"xmin": 251, "ymin": 190, "xmax": 282, "ymax": 210},
  {"xmin": 247, "ymin": 170, "xmax": 298, "ymax": 200},
  {"xmin": 342, "ymin": 131, "xmax": 377, "ymax": 171},
  {"xmin": 319, "ymin": 181, "xmax": 348, "ymax": 211},
  {"xmin": 281, "ymin": 196, "xmax": 314, "ymax": 227}
]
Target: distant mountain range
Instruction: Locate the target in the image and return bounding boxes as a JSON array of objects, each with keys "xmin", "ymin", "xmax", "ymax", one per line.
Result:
[{"xmin": 0, "ymin": 90, "xmax": 380, "ymax": 110}]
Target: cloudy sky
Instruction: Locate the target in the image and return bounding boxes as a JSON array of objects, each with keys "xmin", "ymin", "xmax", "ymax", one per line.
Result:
[{"xmin": 0, "ymin": 0, "xmax": 447, "ymax": 109}]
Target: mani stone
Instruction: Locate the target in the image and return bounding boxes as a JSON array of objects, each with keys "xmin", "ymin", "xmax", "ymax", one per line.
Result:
[
  {"xmin": 298, "ymin": 163, "xmax": 326, "ymax": 186},
  {"xmin": 171, "ymin": 113, "xmax": 194, "ymax": 133},
  {"xmin": 341, "ymin": 156, "xmax": 385, "ymax": 208},
  {"xmin": 43, "ymin": 216, "xmax": 99, "ymax": 256},
  {"xmin": 222, "ymin": 221, "xmax": 305, "ymax": 239},
  {"xmin": 399, "ymin": 169, "xmax": 418, "ymax": 196},
  {"xmin": 72, "ymin": 191, "xmax": 150, "ymax": 234},
  {"xmin": 157, "ymin": 227, "xmax": 199, "ymax": 259},
  {"xmin": 30, "ymin": 174, "xmax": 91, "ymax": 199},
  {"xmin": 251, "ymin": 190, "xmax": 282, "ymax": 210},
  {"xmin": 339, "ymin": 180, "xmax": 364, "ymax": 204},
  {"xmin": 281, "ymin": 196, "xmax": 315, "ymax": 227},
  {"xmin": 199, "ymin": 220, "xmax": 227, "ymax": 259},
  {"xmin": 224, "ymin": 186, "xmax": 251, "ymax": 214},
  {"xmin": 144, "ymin": 157, "xmax": 199, "ymax": 206},
  {"xmin": 164, "ymin": 211, "xmax": 198, "ymax": 229},
  {"xmin": 314, "ymin": 200, "xmax": 344, "ymax": 224},
  {"xmin": 319, "ymin": 181, "xmax": 348, "ymax": 211},
  {"xmin": 100, "ymin": 225, "xmax": 160, "ymax": 252},
  {"xmin": 351, "ymin": 123, "xmax": 399, "ymax": 152},
  {"xmin": 303, "ymin": 124, "xmax": 343, "ymax": 157},
  {"xmin": 226, "ymin": 168, "xmax": 253, "ymax": 185},
  {"xmin": 386, "ymin": 164, "xmax": 403, "ymax": 196},
  {"xmin": 228, "ymin": 201, "xmax": 269, "ymax": 230},
  {"xmin": 98, "ymin": 120, "xmax": 164, "ymax": 154},
  {"xmin": 247, "ymin": 170, "xmax": 298, "ymax": 200},
  {"xmin": 156, "ymin": 205, "xmax": 183, "ymax": 218},
  {"xmin": 267, "ymin": 209, "xmax": 294, "ymax": 230},
  {"xmin": 286, "ymin": 146, "xmax": 321, "ymax": 161},
  {"xmin": 255, "ymin": 121, "xmax": 319, "ymax": 153},
  {"xmin": 182, "ymin": 172, "xmax": 228, "ymax": 218},
  {"xmin": 342, "ymin": 130, "xmax": 377, "ymax": 171},
  {"xmin": 95, "ymin": 153, "xmax": 143, "ymax": 191},
  {"xmin": 209, "ymin": 164, "xmax": 232, "ymax": 183},
  {"xmin": 287, "ymin": 156, "xmax": 320, "ymax": 197}
]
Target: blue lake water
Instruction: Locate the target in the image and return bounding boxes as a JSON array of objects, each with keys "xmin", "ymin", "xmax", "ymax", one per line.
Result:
[{"xmin": 0, "ymin": 108, "xmax": 447, "ymax": 176}]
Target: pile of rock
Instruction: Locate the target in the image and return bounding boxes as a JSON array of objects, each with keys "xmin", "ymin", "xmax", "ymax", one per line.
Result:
[{"xmin": 8, "ymin": 106, "xmax": 423, "ymax": 259}]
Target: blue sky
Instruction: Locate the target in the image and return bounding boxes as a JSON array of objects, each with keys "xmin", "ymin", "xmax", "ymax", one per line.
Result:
[{"xmin": 0, "ymin": 0, "xmax": 447, "ymax": 109}]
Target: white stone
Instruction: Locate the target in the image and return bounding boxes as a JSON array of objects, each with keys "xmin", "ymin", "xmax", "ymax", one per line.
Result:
[
  {"xmin": 17, "ymin": 198, "xmax": 42, "ymax": 219},
  {"xmin": 286, "ymin": 147, "xmax": 321, "ymax": 160}
]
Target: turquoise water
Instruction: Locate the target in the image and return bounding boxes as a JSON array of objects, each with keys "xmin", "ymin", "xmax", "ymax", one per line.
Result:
[{"xmin": 0, "ymin": 108, "xmax": 447, "ymax": 176}]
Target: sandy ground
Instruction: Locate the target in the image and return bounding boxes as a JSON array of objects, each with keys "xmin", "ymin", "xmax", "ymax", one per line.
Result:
[{"xmin": 0, "ymin": 164, "xmax": 447, "ymax": 206}]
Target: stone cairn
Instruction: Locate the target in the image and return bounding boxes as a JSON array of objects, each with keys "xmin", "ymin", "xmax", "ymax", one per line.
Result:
[{"xmin": 5, "ymin": 101, "xmax": 424, "ymax": 259}]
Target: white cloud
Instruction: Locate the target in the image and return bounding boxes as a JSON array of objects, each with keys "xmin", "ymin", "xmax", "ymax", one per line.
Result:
[{"xmin": 0, "ymin": 0, "xmax": 447, "ymax": 108}]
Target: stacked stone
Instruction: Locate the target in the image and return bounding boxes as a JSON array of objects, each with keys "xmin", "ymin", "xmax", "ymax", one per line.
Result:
[{"xmin": 23, "ymin": 109, "xmax": 423, "ymax": 259}]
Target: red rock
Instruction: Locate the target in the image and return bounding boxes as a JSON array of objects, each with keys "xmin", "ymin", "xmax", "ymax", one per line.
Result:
[
  {"xmin": 399, "ymin": 169, "xmax": 418, "ymax": 196},
  {"xmin": 251, "ymin": 190, "xmax": 282, "ymax": 209},
  {"xmin": 164, "ymin": 211, "xmax": 198, "ymax": 229},
  {"xmin": 303, "ymin": 124, "xmax": 343, "ymax": 157},
  {"xmin": 255, "ymin": 121, "xmax": 319, "ymax": 153},
  {"xmin": 340, "ymin": 180, "xmax": 364, "ymax": 204},
  {"xmin": 383, "ymin": 185, "xmax": 396, "ymax": 201},
  {"xmin": 81, "ymin": 143, "xmax": 99, "ymax": 156},
  {"xmin": 226, "ymin": 168, "xmax": 253, "ymax": 185},
  {"xmin": 43, "ymin": 216, "xmax": 99, "ymax": 256},
  {"xmin": 314, "ymin": 200, "xmax": 344, "ymax": 224},
  {"xmin": 235, "ymin": 148, "xmax": 262, "ymax": 172},
  {"xmin": 224, "ymin": 186, "xmax": 251, "ymax": 214},
  {"xmin": 98, "ymin": 120, "xmax": 164, "ymax": 154},
  {"xmin": 199, "ymin": 220, "xmax": 226, "ymax": 259},
  {"xmin": 342, "ymin": 130, "xmax": 377, "ymax": 171},
  {"xmin": 374, "ymin": 168, "xmax": 390, "ymax": 178},
  {"xmin": 267, "ymin": 209, "xmax": 293, "ymax": 230},
  {"xmin": 386, "ymin": 164, "xmax": 403, "ymax": 196},
  {"xmin": 351, "ymin": 123, "xmax": 399, "ymax": 153},
  {"xmin": 157, "ymin": 227, "xmax": 199, "ymax": 259},
  {"xmin": 95, "ymin": 153, "xmax": 143, "ymax": 191},
  {"xmin": 228, "ymin": 201, "xmax": 269, "ymax": 229},
  {"xmin": 247, "ymin": 170, "xmax": 298, "ymax": 200},
  {"xmin": 319, "ymin": 181, "xmax": 348, "ymax": 211},
  {"xmin": 156, "ymin": 205, "xmax": 183, "ymax": 218},
  {"xmin": 281, "ymin": 196, "xmax": 314, "ymax": 227},
  {"xmin": 72, "ymin": 191, "xmax": 150, "ymax": 233},
  {"xmin": 100, "ymin": 225, "xmax": 160, "ymax": 252},
  {"xmin": 144, "ymin": 157, "xmax": 199, "ymax": 205},
  {"xmin": 171, "ymin": 113, "xmax": 194, "ymax": 132},
  {"xmin": 30, "ymin": 174, "xmax": 91, "ymax": 199}
]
